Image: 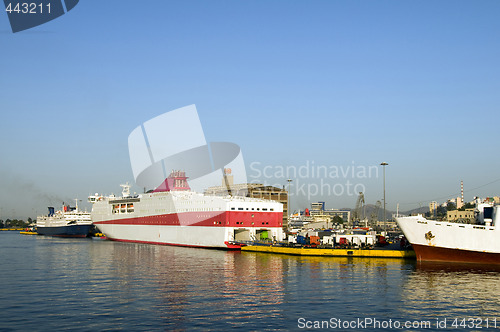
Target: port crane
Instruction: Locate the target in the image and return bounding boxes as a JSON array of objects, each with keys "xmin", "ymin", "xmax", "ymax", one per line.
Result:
[
  {"xmin": 353, "ymin": 192, "xmax": 365, "ymax": 225},
  {"xmin": 370, "ymin": 200, "xmax": 382, "ymax": 227}
]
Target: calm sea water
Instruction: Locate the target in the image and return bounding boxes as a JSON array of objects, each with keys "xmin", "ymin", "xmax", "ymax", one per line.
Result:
[{"xmin": 1, "ymin": 232, "xmax": 499, "ymax": 331}]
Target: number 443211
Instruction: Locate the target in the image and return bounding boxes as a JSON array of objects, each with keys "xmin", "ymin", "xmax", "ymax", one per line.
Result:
[{"xmin": 5, "ymin": 3, "xmax": 51, "ymax": 14}]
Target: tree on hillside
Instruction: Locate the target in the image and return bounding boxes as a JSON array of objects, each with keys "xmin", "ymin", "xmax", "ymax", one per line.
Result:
[
  {"xmin": 437, "ymin": 206, "xmax": 447, "ymax": 218},
  {"xmin": 459, "ymin": 202, "xmax": 475, "ymax": 211}
]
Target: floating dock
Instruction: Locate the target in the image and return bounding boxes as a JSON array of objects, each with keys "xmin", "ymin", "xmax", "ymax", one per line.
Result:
[
  {"xmin": 20, "ymin": 231, "xmax": 38, "ymax": 235},
  {"xmin": 241, "ymin": 246, "xmax": 416, "ymax": 259}
]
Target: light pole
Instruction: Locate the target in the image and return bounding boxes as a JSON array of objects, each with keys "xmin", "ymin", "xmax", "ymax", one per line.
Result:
[
  {"xmin": 287, "ymin": 179, "xmax": 292, "ymax": 227},
  {"xmin": 380, "ymin": 162, "xmax": 388, "ymax": 230}
]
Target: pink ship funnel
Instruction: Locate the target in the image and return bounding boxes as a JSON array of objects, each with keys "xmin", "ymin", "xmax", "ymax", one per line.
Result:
[{"xmin": 153, "ymin": 170, "xmax": 190, "ymax": 192}]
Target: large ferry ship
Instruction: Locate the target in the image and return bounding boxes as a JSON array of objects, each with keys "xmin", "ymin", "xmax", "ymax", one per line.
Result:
[
  {"xmin": 89, "ymin": 171, "xmax": 285, "ymax": 249},
  {"xmin": 396, "ymin": 201, "xmax": 500, "ymax": 264},
  {"xmin": 36, "ymin": 201, "xmax": 93, "ymax": 237}
]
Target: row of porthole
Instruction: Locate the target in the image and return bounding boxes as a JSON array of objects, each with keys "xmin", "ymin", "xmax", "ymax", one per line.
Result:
[
  {"xmin": 234, "ymin": 221, "xmax": 270, "ymax": 225},
  {"xmin": 231, "ymin": 207, "xmax": 274, "ymax": 211}
]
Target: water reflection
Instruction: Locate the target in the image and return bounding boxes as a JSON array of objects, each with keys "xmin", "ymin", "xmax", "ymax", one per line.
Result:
[
  {"xmin": 87, "ymin": 243, "xmax": 413, "ymax": 329},
  {"xmin": 401, "ymin": 262, "xmax": 500, "ymax": 322},
  {"xmin": 6, "ymin": 232, "xmax": 500, "ymax": 331},
  {"xmin": 84, "ymin": 243, "xmax": 290, "ymax": 330}
]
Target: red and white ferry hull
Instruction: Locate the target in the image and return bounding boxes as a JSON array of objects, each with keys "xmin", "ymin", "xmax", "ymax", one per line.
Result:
[
  {"xmin": 411, "ymin": 244, "xmax": 500, "ymax": 265},
  {"xmin": 396, "ymin": 215, "xmax": 500, "ymax": 265},
  {"xmin": 91, "ymin": 191, "xmax": 284, "ymax": 249}
]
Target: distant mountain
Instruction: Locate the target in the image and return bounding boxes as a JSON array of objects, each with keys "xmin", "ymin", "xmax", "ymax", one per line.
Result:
[
  {"xmin": 341, "ymin": 204, "xmax": 395, "ymax": 221},
  {"xmin": 401, "ymin": 206, "xmax": 428, "ymax": 216},
  {"xmin": 340, "ymin": 204, "xmax": 428, "ymax": 220}
]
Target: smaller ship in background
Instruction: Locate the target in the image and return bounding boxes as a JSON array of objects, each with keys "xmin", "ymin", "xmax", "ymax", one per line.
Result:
[{"xmin": 36, "ymin": 200, "xmax": 93, "ymax": 237}]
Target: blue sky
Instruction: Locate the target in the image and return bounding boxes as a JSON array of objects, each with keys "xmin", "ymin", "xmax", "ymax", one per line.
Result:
[{"xmin": 1, "ymin": 0, "xmax": 500, "ymax": 218}]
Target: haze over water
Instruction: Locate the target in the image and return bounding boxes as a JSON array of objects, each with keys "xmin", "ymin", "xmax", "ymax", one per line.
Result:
[{"xmin": 1, "ymin": 232, "xmax": 499, "ymax": 331}]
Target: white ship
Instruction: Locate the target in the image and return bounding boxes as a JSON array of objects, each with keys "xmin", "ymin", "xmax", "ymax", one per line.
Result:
[
  {"xmin": 89, "ymin": 171, "xmax": 285, "ymax": 249},
  {"xmin": 36, "ymin": 200, "xmax": 93, "ymax": 237},
  {"xmin": 396, "ymin": 202, "xmax": 500, "ymax": 264}
]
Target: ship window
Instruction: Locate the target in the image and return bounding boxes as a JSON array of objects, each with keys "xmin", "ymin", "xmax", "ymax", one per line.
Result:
[
  {"xmin": 262, "ymin": 208, "xmax": 268, "ymax": 211},
  {"xmin": 270, "ymin": 208, "xmax": 274, "ymax": 211},
  {"xmin": 238, "ymin": 208, "xmax": 243, "ymax": 210}
]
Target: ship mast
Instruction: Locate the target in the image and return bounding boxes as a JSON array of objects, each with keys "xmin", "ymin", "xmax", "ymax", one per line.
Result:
[{"xmin": 120, "ymin": 182, "xmax": 131, "ymax": 197}]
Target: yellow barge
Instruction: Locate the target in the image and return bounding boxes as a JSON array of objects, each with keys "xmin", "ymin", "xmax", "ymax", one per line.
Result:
[{"xmin": 241, "ymin": 245, "xmax": 416, "ymax": 259}]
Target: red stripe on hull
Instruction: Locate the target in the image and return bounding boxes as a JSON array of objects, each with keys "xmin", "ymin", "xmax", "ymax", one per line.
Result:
[
  {"xmin": 94, "ymin": 211, "xmax": 283, "ymax": 228},
  {"xmin": 106, "ymin": 237, "xmax": 243, "ymax": 250},
  {"xmin": 413, "ymin": 244, "xmax": 500, "ymax": 265}
]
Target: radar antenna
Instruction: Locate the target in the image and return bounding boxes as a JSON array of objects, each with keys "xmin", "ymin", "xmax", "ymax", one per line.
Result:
[{"xmin": 120, "ymin": 182, "xmax": 131, "ymax": 197}]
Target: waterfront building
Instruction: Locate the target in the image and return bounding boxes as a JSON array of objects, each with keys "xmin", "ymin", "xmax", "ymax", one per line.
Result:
[
  {"xmin": 447, "ymin": 209, "xmax": 475, "ymax": 223},
  {"xmin": 309, "ymin": 202, "xmax": 350, "ymax": 222},
  {"xmin": 375, "ymin": 220, "xmax": 398, "ymax": 230},
  {"xmin": 429, "ymin": 201, "xmax": 437, "ymax": 217}
]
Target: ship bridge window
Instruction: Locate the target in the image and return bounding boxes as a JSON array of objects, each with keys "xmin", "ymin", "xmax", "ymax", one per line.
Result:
[{"xmin": 112, "ymin": 203, "xmax": 135, "ymax": 214}]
